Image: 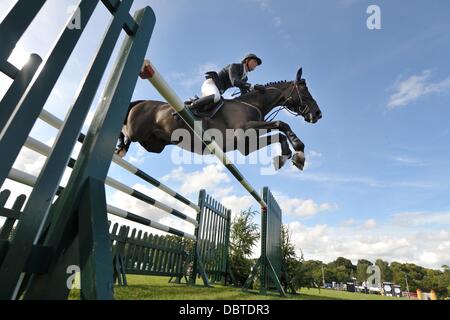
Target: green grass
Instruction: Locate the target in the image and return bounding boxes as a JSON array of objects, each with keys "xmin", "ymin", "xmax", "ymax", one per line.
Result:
[{"xmin": 70, "ymin": 275, "xmax": 403, "ymax": 300}]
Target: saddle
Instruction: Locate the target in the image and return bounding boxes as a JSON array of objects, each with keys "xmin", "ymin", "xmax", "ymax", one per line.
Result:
[{"xmin": 173, "ymin": 97, "xmax": 224, "ymax": 120}]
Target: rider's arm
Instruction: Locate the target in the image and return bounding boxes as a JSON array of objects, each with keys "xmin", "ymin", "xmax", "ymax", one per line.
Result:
[{"xmin": 228, "ymin": 64, "xmax": 253, "ymax": 92}]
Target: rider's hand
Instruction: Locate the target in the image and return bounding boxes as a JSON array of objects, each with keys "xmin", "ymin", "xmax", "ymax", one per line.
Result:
[{"xmin": 253, "ymin": 84, "xmax": 266, "ymax": 93}]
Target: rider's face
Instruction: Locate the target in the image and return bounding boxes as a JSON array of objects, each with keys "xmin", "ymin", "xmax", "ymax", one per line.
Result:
[{"xmin": 246, "ymin": 59, "xmax": 258, "ymax": 72}]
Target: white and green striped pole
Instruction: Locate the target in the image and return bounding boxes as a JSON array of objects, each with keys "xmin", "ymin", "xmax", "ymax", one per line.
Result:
[
  {"xmin": 6, "ymin": 168, "xmax": 196, "ymax": 241},
  {"xmin": 23, "ymin": 136, "xmax": 198, "ymax": 226},
  {"xmin": 38, "ymin": 109, "xmax": 200, "ymax": 212}
]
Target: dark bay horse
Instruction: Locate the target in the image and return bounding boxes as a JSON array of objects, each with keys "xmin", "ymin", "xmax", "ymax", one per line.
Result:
[{"xmin": 117, "ymin": 68, "xmax": 322, "ymax": 171}]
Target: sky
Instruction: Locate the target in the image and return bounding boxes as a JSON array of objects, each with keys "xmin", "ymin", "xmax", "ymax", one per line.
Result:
[{"xmin": 1, "ymin": 0, "xmax": 449, "ymax": 269}]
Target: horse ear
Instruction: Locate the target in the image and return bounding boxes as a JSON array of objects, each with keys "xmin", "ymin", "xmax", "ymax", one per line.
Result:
[{"xmin": 296, "ymin": 68, "xmax": 303, "ymax": 82}]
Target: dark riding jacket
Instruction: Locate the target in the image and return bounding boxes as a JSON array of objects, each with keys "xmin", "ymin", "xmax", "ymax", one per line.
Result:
[{"xmin": 206, "ymin": 63, "xmax": 252, "ymax": 95}]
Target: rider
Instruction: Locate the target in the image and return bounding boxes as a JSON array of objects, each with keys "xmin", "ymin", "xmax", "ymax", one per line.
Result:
[{"xmin": 188, "ymin": 53, "xmax": 266, "ymax": 111}]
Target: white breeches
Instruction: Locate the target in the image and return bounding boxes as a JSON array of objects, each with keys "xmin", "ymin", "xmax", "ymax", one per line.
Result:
[{"xmin": 201, "ymin": 79, "xmax": 221, "ymax": 102}]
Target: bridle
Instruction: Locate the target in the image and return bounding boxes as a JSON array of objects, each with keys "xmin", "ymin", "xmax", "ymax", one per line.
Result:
[{"xmin": 264, "ymin": 81, "xmax": 310, "ymax": 121}]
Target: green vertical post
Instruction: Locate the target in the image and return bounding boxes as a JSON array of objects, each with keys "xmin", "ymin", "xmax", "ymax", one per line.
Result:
[
  {"xmin": 223, "ymin": 209, "xmax": 232, "ymax": 286},
  {"xmin": 190, "ymin": 189, "xmax": 211, "ymax": 287},
  {"xmin": 259, "ymin": 202, "xmax": 268, "ymax": 295},
  {"xmin": 0, "ymin": 54, "xmax": 42, "ymax": 130},
  {"xmin": 0, "ymin": 0, "xmax": 101, "ymax": 191},
  {"xmin": 243, "ymin": 187, "xmax": 285, "ymax": 296},
  {"xmin": 0, "ymin": 0, "xmax": 46, "ymax": 68},
  {"xmin": 20, "ymin": 7, "xmax": 156, "ymax": 300},
  {"xmin": 78, "ymin": 178, "xmax": 115, "ymax": 300},
  {"xmin": 0, "ymin": 0, "xmax": 138, "ymax": 299}
]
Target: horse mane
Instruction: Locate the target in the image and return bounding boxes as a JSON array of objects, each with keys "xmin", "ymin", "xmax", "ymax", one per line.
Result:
[
  {"xmin": 263, "ymin": 80, "xmax": 289, "ymax": 87},
  {"xmin": 235, "ymin": 80, "xmax": 291, "ymax": 101},
  {"xmin": 230, "ymin": 80, "xmax": 292, "ymax": 100}
]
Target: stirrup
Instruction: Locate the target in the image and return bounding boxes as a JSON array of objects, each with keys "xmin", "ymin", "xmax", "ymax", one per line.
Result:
[{"xmin": 184, "ymin": 95, "xmax": 199, "ymax": 106}]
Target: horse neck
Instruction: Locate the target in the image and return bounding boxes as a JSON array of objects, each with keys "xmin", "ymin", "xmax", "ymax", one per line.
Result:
[{"xmin": 241, "ymin": 87, "xmax": 286, "ymax": 118}]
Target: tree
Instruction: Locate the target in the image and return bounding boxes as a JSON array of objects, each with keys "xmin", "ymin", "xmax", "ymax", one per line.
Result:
[
  {"xmin": 335, "ymin": 265, "xmax": 351, "ymax": 283},
  {"xmin": 335, "ymin": 257, "xmax": 354, "ymax": 270},
  {"xmin": 310, "ymin": 263, "xmax": 324, "ymax": 293},
  {"xmin": 375, "ymin": 259, "xmax": 392, "ymax": 282},
  {"xmin": 356, "ymin": 259, "xmax": 373, "ymax": 284},
  {"xmin": 326, "ymin": 257, "xmax": 355, "ymax": 284},
  {"xmin": 289, "ymin": 251, "xmax": 314, "ymax": 291},
  {"xmin": 280, "ymin": 224, "xmax": 298, "ymax": 292},
  {"xmin": 229, "ymin": 208, "xmax": 260, "ymax": 285},
  {"xmin": 281, "ymin": 224, "xmax": 297, "ymax": 264},
  {"xmin": 420, "ymin": 270, "xmax": 449, "ymax": 299}
]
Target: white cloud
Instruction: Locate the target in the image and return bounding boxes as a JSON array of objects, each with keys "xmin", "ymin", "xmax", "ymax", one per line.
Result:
[
  {"xmin": 391, "ymin": 155, "xmax": 427, "ymax": 167},
  {"xmin": 170, "ymin": 63, "xmax": 220, "ymax": 91},
  {"xmin": 246, "ymin": 0, "xmax": 293, "ymax": 46},
  {"xmin": 418, "ymin": 252, "xmax": 440, "ymax": 266},
  {"xmin": 290, "ymin": 171, "xmax": 435, "ymax": 189},
  {"xmin": 127, "ymin": 145, "xmax": 147, "ymax": 166},
  {"xmin": 272, "ymin": 190, "xmax": 337, "ymax": 218},
  {"xmin": 387, "ymin": 70, "xmax": 450, "ymax": 109},
  {"xmin": 12, "ymin": 147, "xmax": 47, "ymax": 177},
  {"xmin": 220, "ymin": 194, "xmax": 255, "ymax": 220},
  {"xmin": 341, "ymin": 218, "xmax": 356, "ymax": 227},
  {"xmin": 363, "ymin": 218, "xmax": 377, "ymax": 229},
  {"xmin": 287, "ymin": 220, "xmax": 450, "ymax": 269},
  {"xmin": 303, "ymin": 150, "xmax": 323, "ymax": 170},
  {"xmin": 392, "ymin": 211, "xmax": 450, "ymax": 227},
  {"xmin": 0, "ymin": 179, "xmax": 33, "ymax": 209},
  {"xmin": 107, "ymin": 183, "xmax": 197, "ymax": 235},
  {"xmin": 198, "ymin": 63, "xmax": 220, "ymax": 75},
  {"xmin": 0, "ymin": 0, "xmax": 16, "ymax": 23},
  {"xmin": 161, "ymin": 164, "xmax": 230, "ymax": 196},
  {"xmin": 248, "ymin": 0, "xmax": 273, "ymax": 13},
  {"xmin": 273, "ymin": 16, "xmax": 282, "ymax": 27}
]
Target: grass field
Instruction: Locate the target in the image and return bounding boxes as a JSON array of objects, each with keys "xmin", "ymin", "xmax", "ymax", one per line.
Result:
[{"xmin": 70, "ymin": 275, "xmax": 404, "ymax": 300}]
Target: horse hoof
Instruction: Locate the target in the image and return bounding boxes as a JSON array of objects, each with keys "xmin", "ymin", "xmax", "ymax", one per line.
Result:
[
  {"xmin": 115, "ymin": 148, "xmax": 127, "ymax": 158},
  {"xmin": 273, "ymin": 155, "xmax": 290, "ymax": 170},
  {"xmin": 292, "ymin": 151, "xmax": 305, "ymax": 171}
]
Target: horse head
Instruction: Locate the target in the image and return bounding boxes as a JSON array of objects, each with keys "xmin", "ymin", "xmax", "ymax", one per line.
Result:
[{"xmin": 281, "ymin": 68, "xmax": 322, "ymax": 124}]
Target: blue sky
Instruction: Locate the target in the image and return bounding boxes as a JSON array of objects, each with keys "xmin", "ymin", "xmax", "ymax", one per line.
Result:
[{"xmin": 1, "ymin": 0, "xmax": 449, "ymax": 269}]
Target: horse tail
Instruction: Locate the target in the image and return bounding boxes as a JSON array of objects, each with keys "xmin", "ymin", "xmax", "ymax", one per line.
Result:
[
  {"xmin": 124, "ymin": 100, "xmax": 145, "ymax": 124},
  {"xmin": 116, "ymin": 100, "xmax": 145, "ymax": 157}
]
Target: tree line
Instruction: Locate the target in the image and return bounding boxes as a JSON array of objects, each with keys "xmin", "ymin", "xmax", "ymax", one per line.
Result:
[{"xmin": 229, "ymin": 209, "xmax": 450, "ymax": 299}]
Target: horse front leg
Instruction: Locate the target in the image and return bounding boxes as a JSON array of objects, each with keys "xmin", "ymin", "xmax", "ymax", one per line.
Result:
[
  {"xmin": 238, "ymin": 123, "xmax": 294, "ymax": 170},
  {"xmin": 274, "ymin": 121, "xmax": 305, "ymax": 171},
  {"xmin": 244, "ymin": 121, "xmax": 306, "ymax": 170},
  {"xmin": 236, "ymin": 133, "xmax": 292, "ymax": 170}
]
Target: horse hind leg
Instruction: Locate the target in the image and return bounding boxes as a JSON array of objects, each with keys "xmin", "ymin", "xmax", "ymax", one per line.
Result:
[{"xmin": 115, "ymin": 128, "xmax": 131, "ymax": 158}]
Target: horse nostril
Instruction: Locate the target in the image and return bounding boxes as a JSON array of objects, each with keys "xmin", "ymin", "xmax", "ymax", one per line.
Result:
[{"xmin": 316, "ymin": 111, "xmax": 322, "ymax": 119}]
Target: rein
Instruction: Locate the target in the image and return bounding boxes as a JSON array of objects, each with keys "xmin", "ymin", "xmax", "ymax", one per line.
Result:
[
  {"xmin": 264, "ymin": 82, "xmax": 308, "ymax": 121},
  {"xmin": 233, "ymin": 81, "xmax": 309, "ymax": 121}
]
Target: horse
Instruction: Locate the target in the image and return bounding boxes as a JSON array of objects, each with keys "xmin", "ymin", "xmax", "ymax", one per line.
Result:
[{"xmin": 116, "ymin": 68, "xmax": 322, "ymax": 171}]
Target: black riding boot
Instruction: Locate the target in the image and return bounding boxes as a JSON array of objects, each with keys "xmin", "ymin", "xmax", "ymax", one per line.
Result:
[{"xmin": 187, "ymin": 94, "xmax": 216, "ymax": 112}]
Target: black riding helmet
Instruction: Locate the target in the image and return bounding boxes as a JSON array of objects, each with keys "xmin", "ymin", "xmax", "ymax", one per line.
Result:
[{"xmin": 241, "ymin": 53, "xmax": 262, "ymax": 66}]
